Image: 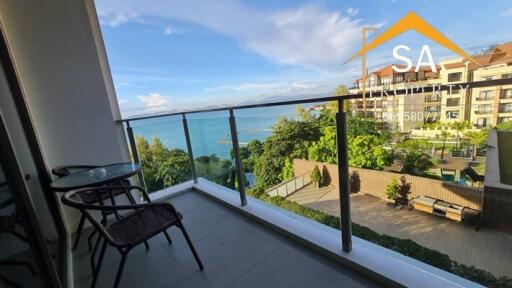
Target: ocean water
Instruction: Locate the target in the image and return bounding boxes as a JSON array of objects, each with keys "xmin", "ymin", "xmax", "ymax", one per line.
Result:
[{"xmin": 130, "ymin": 104, "xmax": 310, "ymax": 159}]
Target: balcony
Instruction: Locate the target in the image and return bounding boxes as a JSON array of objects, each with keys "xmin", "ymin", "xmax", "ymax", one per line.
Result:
[
  {"xmin": 475, "ymin": 110, "xmax": 492, "ymax": 115},
  {"xmin": 3, "ymin": 2, "xmax": 512, "ymax": 288},
  {"xmin": 72, "ymin": 186, "xmax": 377, "ymax": 288}
]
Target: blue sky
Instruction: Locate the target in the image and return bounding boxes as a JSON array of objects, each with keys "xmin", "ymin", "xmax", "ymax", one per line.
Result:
[{"xmin": 94, "ymin": 0, "xmax": 512, "ymax": 117}]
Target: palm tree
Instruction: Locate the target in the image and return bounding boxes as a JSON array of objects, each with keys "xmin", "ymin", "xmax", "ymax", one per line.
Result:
[
  {"xmin": 439, "ymin": 128, "xmax": 451, "ymax": 160},
  {"xmin": 450, "ymin": 121, "xmax": 471, "ymax": 149},
  {"xmin": 464, "ymin": 130, "xmax": 488, "ymax": 161}
]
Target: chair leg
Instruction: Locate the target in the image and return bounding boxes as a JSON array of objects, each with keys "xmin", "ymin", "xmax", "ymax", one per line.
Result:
[
  {"xmin": 163, "ymin": 230, "xmax": 172, "ymax": 244},
  {"xmin": 90, "ymin": 233, "xmax": 102, "ymax": 272},
  {"xmin": 143, "ymin": 241, "xmax": 150, "ymax": 250},
  {"xmin": 73, "ymin": 214, "xmax": 86, "ymax": 251},
  {"xmin": 178, "ymin": 224, "xmax": 203, "ymax": 270},
  {"xmin": 88, "ymin": 229, "xmax": 97, "ymax": 252},
  {"xmin": 91, "ymin": 239, "xmax": 107, "ymax": 288},
  {"xmin": 113, "ymin": 250, "xmax": 129, "ymax": 288}
]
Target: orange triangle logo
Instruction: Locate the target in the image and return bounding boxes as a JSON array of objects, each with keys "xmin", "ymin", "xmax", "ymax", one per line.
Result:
[{"xmin": 345, "ymin": 11, "xmax": 481, "ymax": 67}]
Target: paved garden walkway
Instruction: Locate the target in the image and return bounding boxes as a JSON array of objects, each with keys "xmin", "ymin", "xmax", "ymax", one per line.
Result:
[{"xmin": 287, "ymin": 183, "xmax": 512, "ymax": 278}]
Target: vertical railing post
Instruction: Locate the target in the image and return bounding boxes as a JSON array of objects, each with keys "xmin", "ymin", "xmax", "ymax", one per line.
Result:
[
  {"xmin": 126, "ymin": 121, "xmax": 147, "ymax": 190},
  {"xmin": 336, "ymin": 99, "xmax": 352, "ymax": 252},
  {"xmin": 229, "ymin": 109, "xmax": 247, "ymax": 206},
  {"xmin": 182, "ymin": 113, "xmax": 197, "ymax": 183}
]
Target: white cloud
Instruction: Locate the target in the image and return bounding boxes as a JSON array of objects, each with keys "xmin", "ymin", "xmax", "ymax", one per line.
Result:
[
  {"xmin": 94, "ymin": 0, "xmax": 368, "ymax": 71},
  {"xmin": 164, "ymin": 26, "xmax": 182, "ymax": 35},
  {"xmin": 346, "ymin": 7, "xmax": 358, "ymax": 17},
  {"xmin": 137, "ymin": 93, "xmax": 172, "ymax": 111},
  {"xmin": 501, "ymin": 8, "xmax": 512, "ymax": 17}
]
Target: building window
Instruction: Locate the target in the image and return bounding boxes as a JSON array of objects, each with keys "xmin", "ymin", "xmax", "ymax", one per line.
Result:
[
  {"xmin": 446, "ymin": 111, "xmax": 459, "ymax": 119},
  {"xmin": 499, "ymin": 103, "xmax": 512, "ymax": 113},
  {"xmin": 501, "ymin": 89, "xmax": 512, "ymax": 99},
  {"xmin": 450, "ymin": 87, "xmax": 461, "ymax": 95},
  {"xmin": 381, "ymin": 76, "xmax": 392, "ymax": 85},
  {"xmin": 425, "ymin": 94, "xmax": 439, "ymax": 102},
  {"xmin": 476, "ymin": 118, "xmax": 488, "ymax": 128},
  {"xmin": 502, "ymin": 73, "xmax": 512, "ymax": 79},
  {"xmin": 446, "ymin": 98, "xmax": 460, "ymax": 107},
  {"xmin": 448, "ymin": 72, "xmax": 462, "ymax": 82},
  {"xmin": 481, "ymin": 76, "xmax": 496, "ymax": 81},
  {"xmin": 394, "ymin": 74, "xmax": 404, "ymax": 83},
  {"xmin": 425, "ymin": 106, "xmax": 439, "ymax": 112},
  {"xmin": 476, "ymin": 104, "xmax": 492, "ymax": 114},
  {"xmin": 478, "ymin": 90, "xmax": 494, "ymax": 100}
]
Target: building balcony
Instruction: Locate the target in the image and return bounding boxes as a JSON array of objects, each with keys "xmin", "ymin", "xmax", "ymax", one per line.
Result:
[{"xmin": 475, "ymin": 110, "xmax": 492, "ymax": 115}]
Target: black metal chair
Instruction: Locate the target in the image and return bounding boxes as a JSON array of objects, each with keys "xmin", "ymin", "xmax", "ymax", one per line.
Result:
[
  {"xmin": 0, "ymin": 197, "xmax": 36, "ymax": 287},
  {"xmin": 51, "ymin": 165, "xmax": 137, "ymax": 251},
  {"xmin": 61, "ymin": 186, "xmax": 203, "ymax": 288}
]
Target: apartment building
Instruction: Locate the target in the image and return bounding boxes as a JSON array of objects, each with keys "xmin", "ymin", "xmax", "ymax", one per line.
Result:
[
  {"xmin": 348, "ymin": 64, "xmax": 441, "ymax": 132},
  {"xmin": 348, "ymin": 42, "xmax": 512, "ymax": 131}
]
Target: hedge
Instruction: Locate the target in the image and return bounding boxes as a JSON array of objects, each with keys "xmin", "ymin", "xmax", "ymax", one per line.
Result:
[{"xmin": 248, "ymin": 188, "xmax": 512, "ymax": 288}]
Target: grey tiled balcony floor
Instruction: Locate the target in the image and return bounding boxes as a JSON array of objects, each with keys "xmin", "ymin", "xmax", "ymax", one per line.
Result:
[{"xmin": 73, "ymin": 190, "xmax": 379, "ymax": 288}]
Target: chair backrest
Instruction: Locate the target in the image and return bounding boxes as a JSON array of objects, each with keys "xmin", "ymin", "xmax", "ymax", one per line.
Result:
[{"xmin": 61, "ymin": 185, "xmax": 167, "ymax": 246}]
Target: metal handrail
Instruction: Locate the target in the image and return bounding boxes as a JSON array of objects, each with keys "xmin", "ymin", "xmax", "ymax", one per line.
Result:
[
  {"xmin": 119, "ymin": 77, "xmax": 512, "ymax": 254},
  {"xmin": 265, "ymin": 172, "xmax": 311, "ymax": 198},
  {"xmin": 117, "ymin": 78, "xmax": 512, "ymax": 123}
]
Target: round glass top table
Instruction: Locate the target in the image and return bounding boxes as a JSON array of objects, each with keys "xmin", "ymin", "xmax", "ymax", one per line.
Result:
[{"xmin": 50, "ymin": 162, "xmax": 141, "ymax": 192}]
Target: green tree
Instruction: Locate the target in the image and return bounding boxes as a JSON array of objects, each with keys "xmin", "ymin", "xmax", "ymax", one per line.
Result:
[
  {"xmin": 396, "ymin": 139, "xmax": 430, "ymax": 153},
  {"xmin": 310, "ymin": 165, "xmax": 322, "ymax": 187},
  {"xmin": 347, "ymin": 117, "xmax": 379, "ymax": 138},
  {"xmin": 450, "ymin": 121, "xmax": 471, "ymax": 148},
  {"xmin": 237, "ymin": 139, "xmax": 262, "ymax": 172},
  {"xmin": 157, "ymin": 149, "xmax": 191, "ymax": 187},
  {"xmin": 463, "ymin": 130, "xmax": 488, "ymax": 161},
  {"xmin": 348, "ymin": 135, "xmax": 392, "ymax": 170},
  {"xmin": 281, "ymin": 158, "xmax": 295, "ymax": 181},
  {"xmin": 398, "ymin": 152, "xmax": 435, "ymax": 176},
  {"xmin": 195, "ymin": 154, "xmax": 234, "ymax": 188},
  {"xmin": 439, "ymin": 129, "xmax": 451, "ymax": 160},
  {"xmin": 135, "ymin": 135, "xmax": 192, "ymax": 192},
  {"xmin": 254, "ymin": 118, "xmax": 321, "ymax": 189},
  {"xmin": 308, "ymin": 126, "xmax": 337, "ymax": 164},
  {"xmin": 496, "ymin": 121, "xmax": 512, "ymax": 130},
  {"xmin": 333, "ymin": 84, "xmax": 348, "ymax": 96}
]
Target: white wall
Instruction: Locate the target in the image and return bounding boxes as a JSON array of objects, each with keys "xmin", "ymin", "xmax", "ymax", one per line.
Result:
[{"xmin": 0, "ymin": 0, "xmax": 130, "ymax": 231}]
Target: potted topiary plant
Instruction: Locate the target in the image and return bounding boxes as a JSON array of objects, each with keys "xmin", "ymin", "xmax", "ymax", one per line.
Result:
[
  {"xmin": 311, "ymin": 165, "xmax": 322, "ymax": 188},
  {"xmin": 385, "ymin": 176, "xmax": 399, "ymax": 202},
  {"xmin": 349, "ymin": 171, "xmax": 360, "ymax": 193},
  {"xmin": 395, "ymin": 175, "xmax": 411, "ymax": 206}
]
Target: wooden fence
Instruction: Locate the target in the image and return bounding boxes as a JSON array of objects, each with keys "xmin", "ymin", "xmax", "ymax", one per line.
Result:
[{"xmin": 293, "ymin": 159, "xmax": 482, "ymax": 210}]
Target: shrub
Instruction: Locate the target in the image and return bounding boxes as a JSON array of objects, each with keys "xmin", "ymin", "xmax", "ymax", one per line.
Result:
[
  {"xmin": 385, "ymin": 177, "xmax": 399, "ymax": 200},
  {"xmin": 311, "ymin": 165, "xmax": 322, "ymax": 187},
  {"xmin": 349, "ymin": 171, "xmax": 361, "ymax": 193},
  {"xmin": 397, "ymin": 175, "xmax": 411, "ymax": 201}
]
